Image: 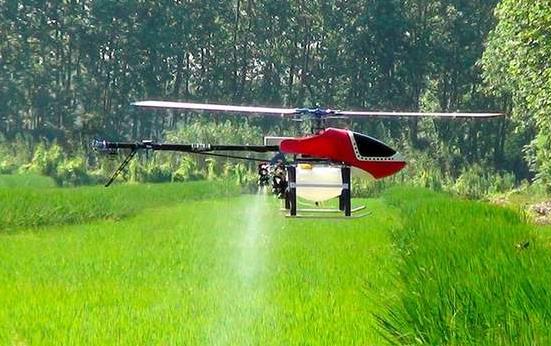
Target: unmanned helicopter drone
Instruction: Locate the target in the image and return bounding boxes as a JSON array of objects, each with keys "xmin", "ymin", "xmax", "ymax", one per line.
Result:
[{"xmin": 93, "ymin": 101, "xmax": 502, "ymax": 218}]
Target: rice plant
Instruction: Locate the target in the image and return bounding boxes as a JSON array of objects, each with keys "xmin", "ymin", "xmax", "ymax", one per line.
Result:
[
  {"xmin": 0, "ymin": 193, "xmax": 398, "ymax": 345},
  {"xmin": 2, "ymin": 182, "xmax": 551, "ymax": 344},
  {"xmin": 0, "ymin": 174, "xmax": 56, "ymax": 188},
  {"xmin": 0, "ymin": 181, "xmax": 239, "ymax": 231},
  {"xmin": 379, "ymin": 187, "xmax": 551, "ymax": 345}
]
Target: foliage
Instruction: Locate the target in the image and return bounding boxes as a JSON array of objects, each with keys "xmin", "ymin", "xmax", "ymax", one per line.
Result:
[
  {"xmin": 452, "ymin": 164, "xmax": 516, "ymax": 199},
  {"xmin": 17, "ymin": 143, "xmax": 91, "ymax": 186},
  {"xmin": 0, "ymin": 0, "xmax": 525, "ymax": 190},
  {"xmin": 163, "ymin": 119, "xmax": 264, "ymax": 182},
  {"xmin": 483, "ymin": 0, "xmax": 551, "ymax": 188},
  {"xmin": 55, "ymin": 155, "xmax": 91, "ymax": 186},
  {"xmin": 380, "ymin": 187, "xmax": 551, "ymax": 345},
  {"xmin": 4, "ymin": 0, "xmax": 551, "ymax": 194},
  {"xmin": 0, "ymin": 135, "xmax": 33, "ymax": 174},
  {"xmin": 353, "ymin": 154, "xmax": 515, "ymax": 199},
  {"xmin": 0, "ymin": 120, "xmax": 266, "ymax": 187}
]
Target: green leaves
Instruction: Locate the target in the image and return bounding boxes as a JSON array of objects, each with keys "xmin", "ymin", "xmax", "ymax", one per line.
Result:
[
  {"xmin": 483, "ymin": 0, "xmax": 551, "ymax": 188},
  {"xmin": 0, "ymin": 0, "xmax": 531, "ymax": 187},
  {"xmin": 381, "ymin": 187, "xmax": 551, "ymax": 344}
]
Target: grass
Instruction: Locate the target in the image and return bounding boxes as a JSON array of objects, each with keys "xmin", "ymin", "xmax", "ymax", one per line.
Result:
[
  {"xmin": 0, "ymin": 180, "xmax": 239, "ymax": 231},
  {"xmin": 379, "ymin": 187, "xmax": 551, "ymax": 345},
  {"xmin": 0, "ymin": 194, "xmax": 398, "ymax": 345},
  {"xmin": 2, "ymin": 181, "xmax": 551, "ymax": 344},
  {"xmin": 0, "ymin": 174, "xmax": 56, "ymax": 188}
]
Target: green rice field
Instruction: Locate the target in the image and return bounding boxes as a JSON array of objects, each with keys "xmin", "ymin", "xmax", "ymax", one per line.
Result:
[
  {"xmin": 1, "ymin": 177, "xmax": 551, "ymax": 345},
  {"xmin": 0, "ymin": 174, "xmax": 56, "ymax": 189}
]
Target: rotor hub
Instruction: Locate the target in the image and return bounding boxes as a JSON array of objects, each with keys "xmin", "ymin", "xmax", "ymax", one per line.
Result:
[{"xmin": 295, "ymin": 108, "xmax": 336, "ymax": 118}]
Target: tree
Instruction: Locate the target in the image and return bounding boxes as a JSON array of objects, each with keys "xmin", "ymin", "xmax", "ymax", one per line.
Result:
[{"xmin": 483, "ymin": 0, "xmax": 551, "ymax": 187}]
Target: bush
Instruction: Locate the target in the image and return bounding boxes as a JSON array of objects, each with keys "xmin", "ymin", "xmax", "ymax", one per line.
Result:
[
  {"xmin": 20, "ymin": 143, "xmax": 95, "ymax": 186},
  {"xmin": 56, "ymin": 156, "xmax": 91, "ymax": 186},
  {"xmin": 0, "ymin": 160, "xmax": 17, "ymax": 174},
  {"xmin": 452, "ymin": 164, "xmax": 516, "ymax": 199}
]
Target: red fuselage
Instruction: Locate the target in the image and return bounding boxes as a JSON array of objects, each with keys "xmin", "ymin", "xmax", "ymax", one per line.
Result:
[{"xmin": 279, "ymin": 128, "xmax": 406, "ymax": 179}]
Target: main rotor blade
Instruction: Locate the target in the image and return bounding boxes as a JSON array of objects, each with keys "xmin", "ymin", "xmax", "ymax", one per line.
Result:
[
  {"xmin": 336, "ymin": 110, "xmax": 503, "ymax": 118},
  {"xmin": 132, "ymin": 101, "xmax": 297, "ymax": 116}
]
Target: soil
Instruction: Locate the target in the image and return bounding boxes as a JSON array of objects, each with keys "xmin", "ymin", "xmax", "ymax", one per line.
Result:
[{"xmin": 530, "ymin": 201, "xmax": 551, "ymax": 225}]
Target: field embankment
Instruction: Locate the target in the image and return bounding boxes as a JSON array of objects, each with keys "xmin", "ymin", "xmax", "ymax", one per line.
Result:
[
  {"xmin": 380, "ymin": 188, "xmax": 551, "ymax": 345},
  {"xmin": 0, "ymin": 180, "xmax": 239, "ymax": 231}
]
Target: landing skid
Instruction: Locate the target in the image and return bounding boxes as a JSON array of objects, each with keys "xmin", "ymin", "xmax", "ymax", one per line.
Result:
[
  {"xmin": 286, "ymin": 212, "xmax": 370, "ymax": 219},
  {"xmin": 294, "ymin": 205, "xmax": 366, "ymax": 213},
  {"xmin": 280, "ymin": 205, "xmax": 366, "ymax": 213},
  {"xmin": 282, "ymin": 205, "xmax": 368, "ymax": 219}
]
